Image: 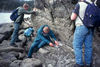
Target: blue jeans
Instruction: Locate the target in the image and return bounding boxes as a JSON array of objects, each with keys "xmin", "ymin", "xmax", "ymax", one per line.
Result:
[
  {"xmin": 28, "ymin": 40, "xmax": 47, "ymax": 58},
  {"xmin": 10, "ymin": 22, "xmax": 20, "ymax": 45},
  {"xmin": 73, "ymin": 25, "xmax": 94, "ymax": 65}
]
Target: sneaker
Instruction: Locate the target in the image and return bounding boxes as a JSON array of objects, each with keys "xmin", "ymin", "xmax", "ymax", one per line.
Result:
[
  {"xmin": 85, "ymin": 65, "xmax": 92, "ymax": 67},
  {"xmin": 85, "ymin": 63, "xmax": 92, "ymax": 67},
  {"xmin": 27, "ymin": 56, "xmax": 32, "ymax": 58},
  {"xmin": 16, "ymin": 39, "xmax": 22, "ymax": 42},
  {"xmin": 74, "ymin": 64, "xmax": 84, "ymax": 67}
]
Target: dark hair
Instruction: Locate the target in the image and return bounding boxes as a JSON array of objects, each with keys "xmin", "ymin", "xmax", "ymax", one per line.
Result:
[{"xmin": 71, "ymin": 0, "xmax": 79, "ymax": 4}]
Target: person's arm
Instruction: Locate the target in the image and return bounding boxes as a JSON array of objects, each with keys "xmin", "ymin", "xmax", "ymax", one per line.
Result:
[
  {"xmin": 19, "ymin": 8, "xmax": 36, "ymax": 14},
  {"xmin": 49, "ymin": 30, "xmax": 56, "ymax": 41},
  {"xmin": 37, "ymin": 26, "xmax": 50, "ymax": 44},
  {"xmin": 49, "ymin": 30, "xmax": 59, "ymax": 46},
  {"xmin": 71, "ymin": 3, "xmax": 80, "ymax": 20},
  {"xmin": 23, "ymin": 10, "xmax": 35, "ymax": 14}
]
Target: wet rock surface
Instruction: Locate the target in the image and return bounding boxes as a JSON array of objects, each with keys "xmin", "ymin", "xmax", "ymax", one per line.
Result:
[{"xmin": 0, "ymin": 0, "xmax": 100, "ymax": 67}]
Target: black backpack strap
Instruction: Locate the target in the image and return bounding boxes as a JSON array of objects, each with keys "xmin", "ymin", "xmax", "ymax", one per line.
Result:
[
  {"xmin": 84, "ymin": 1, "xmax": 91, "ymax": 4},
  {"xmin": 77, "ymin": 1, "xmax": 91, "ymax": 24},
  {"xmin": 78, "ymin": 15, "xmax": 84, "ymax": 23}
]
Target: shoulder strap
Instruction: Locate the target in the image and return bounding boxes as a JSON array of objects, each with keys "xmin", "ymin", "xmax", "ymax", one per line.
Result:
[
  {"xmin": 77, "ymin": 1, "xmax": 91, "ymax": 23},
  {"xmin": 78, "ymin": 15, "xmax": 84, "ymax": 23},
  {"xmin": 84, "ymin": 1, "xmax": 91, "ymax": 4},
  {"xmin": 77, "ymin": 2, "xmax": 84, "ymax": 23}
]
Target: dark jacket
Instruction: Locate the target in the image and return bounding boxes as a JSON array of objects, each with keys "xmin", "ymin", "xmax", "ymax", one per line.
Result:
[
  {"xmin": 15, "ymin": 7, "xmax": 35, "ymax": 23},
  {"xmin": 35, "ymin": 25, "xmax": 56, "ymax": 44}
]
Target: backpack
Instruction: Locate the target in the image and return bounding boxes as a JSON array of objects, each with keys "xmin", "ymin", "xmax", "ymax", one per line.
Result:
[
  {"xmin": 96, "ymin": 0, "xmax": 100, "ymax": 8},
  {"xmin": 82, "ymin": 1, "xmax": 100, "ymax": 27},
  {"xmin": 10, "ymin": 9, "xmax": 19, "ymax": 21},
  {"xmin": 24, "ymin": 28, "xmax": 34, "ymax": 37}
]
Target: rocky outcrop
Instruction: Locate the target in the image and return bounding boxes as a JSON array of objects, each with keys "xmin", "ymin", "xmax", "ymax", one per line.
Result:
[
  {"xmin": 20, "ymin": 58, "xmax": 42, "ymax": 67},
  {"xmin": 0, "ymin": 0, "xmax": 100, "ymax": 67},
  {"xmin": 0, "ymin": 23, "xmax": 13, "ymax": 43},
  {"xmin": 31, "ymin": 0, "xmax": 100, "ymax": 67}
]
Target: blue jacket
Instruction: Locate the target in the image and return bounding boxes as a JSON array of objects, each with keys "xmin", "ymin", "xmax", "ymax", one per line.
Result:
[{"xmin": 35, "ymin": 25, "xmax": 56, "ymax": 44}]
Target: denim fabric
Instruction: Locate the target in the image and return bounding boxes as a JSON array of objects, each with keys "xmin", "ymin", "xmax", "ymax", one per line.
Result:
[
  {"xmin": 10, "ymin": 22, "xmax": 20, "ymax": 45},
  {"xmin": 28, "ymin": 40, "xmax": 47, "ymax": 58},
  {"xmin": 36, "ymin": 25, "xmax": 56, "ymax": 44},
  {"xmin": 73, "ymin": 25, "xmax": 93, "ymax": 65}
]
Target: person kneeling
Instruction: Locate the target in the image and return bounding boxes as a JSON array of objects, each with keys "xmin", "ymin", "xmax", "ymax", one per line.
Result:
[{"xmin": 28, "ymin": 25, "xmax": 59, "ymax": 58}]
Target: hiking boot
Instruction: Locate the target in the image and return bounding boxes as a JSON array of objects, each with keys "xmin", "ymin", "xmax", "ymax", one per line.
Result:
[
  {"xmin": 74, "ymin": 64, "xmax": 84, "ymax": 67},
  {"xmin": 10, "ymin": 43, "xmax": 18, "ymax": 47},
  {"xmin": 16, "ymin": 39, "xmax": 22, "ymax": 42},
  {"xmin": 85, "ymin": 65, "xmax": 91, "ymax": 67},
  {"xmin": 27, "ymin": 56, "xmax": 32, "ymax": 58},
  {"xmin": 85, "ymin": 63, "xmax": 93, "ymax": 67}
]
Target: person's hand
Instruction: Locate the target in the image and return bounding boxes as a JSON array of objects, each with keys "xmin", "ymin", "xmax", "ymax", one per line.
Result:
[
  {"xmin": 33, "ymin": 8, "xmax": 38, "ymax": 12},
  {"xmin": 55, "ymin": 41, "xmax": 59, "ymax": 46},
  {"xmin": 49, "ymin": 43, "xmax": 54, "ymax": 47}
]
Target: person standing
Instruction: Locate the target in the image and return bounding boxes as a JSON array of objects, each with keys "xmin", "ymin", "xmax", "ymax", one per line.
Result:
[
  {"xmin": 10, "ymin": 3, "xmax": 36, "ymax": 47},
  {"xmin": 71, "ymin": 0, "xmax": 94, "ymax": 67}
]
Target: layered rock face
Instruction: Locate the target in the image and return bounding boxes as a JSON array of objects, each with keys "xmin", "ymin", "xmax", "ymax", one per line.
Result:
[{"xmin": 30, "ymin": 0, "xmax": 100, "ymax": 67}]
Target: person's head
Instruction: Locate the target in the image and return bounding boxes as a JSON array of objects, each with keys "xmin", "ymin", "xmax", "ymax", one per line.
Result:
[
  {"xmin": 43, "ymin": 26, "xmax": 50, "ymax": 34},
  {"xmin": 23, "ymin": 3, "xmax": 29, "ymax": 10}
]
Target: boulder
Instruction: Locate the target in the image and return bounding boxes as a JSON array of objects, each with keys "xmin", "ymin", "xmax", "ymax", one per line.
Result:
[
  {"xmin": 1, "ymin": 52, "xmax": 17, "ymax": 62},
  {"xmin": 10, "ymin": 60, "xmax": 22, "ymax": 67},
  {"xmin": 0, "ymin": 34, "xmax": 5, "ymax": 43},
  {"xmin": 38, "ymin": 48, "xmax": 49, "ymax": 54},
  {"xmin": 0, "ymin": 60, "xmax": 11, "ymax": 67},
  {"xmin": 0, "ymin": 23, "xmax": 13, "ymax": 40},
  {"xmin": 20, "ymin": 58, "xmax": 42, "ymax": 67},
  {"xmin": 0, "ymin": 23, "xmax": 13, "ymax": 34},
  {"xmin": 95, "ymin": 58, "xmax": 100, "ymax": 67},
  {"xmin": 48, "ymin": 64, "xmax": 53, "ymax": 67},
  {"xmin": 18, "ymin": 34, "xmax": 26, "ymax": 41},
  {"xmin": 0, "ymin": 40, "xmax": 10, "ymax": 48}
]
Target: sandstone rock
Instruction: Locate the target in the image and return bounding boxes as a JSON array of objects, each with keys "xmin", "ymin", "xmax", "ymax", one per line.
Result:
[{"xmin": 20, "ymin": 58, "xmax": 42, "ymax": 67}]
